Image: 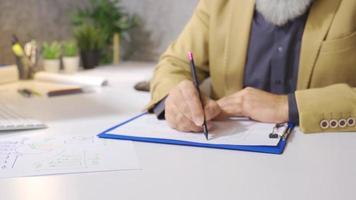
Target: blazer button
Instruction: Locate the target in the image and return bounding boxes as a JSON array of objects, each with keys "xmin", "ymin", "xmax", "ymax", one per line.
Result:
[
  {"xmin": 347, "ymin": 117, "xmax": 355, "ymax": 127},
  {"xmin": 338, "ymin": 119, "xmax": 347, "ymax": 128},
  {"xmin": 320, "ymin": 120, "xmax": 329, "ymax": 129},
  {"xmin": 330, "ymin": 119, "xmax": 339, "ymax": 129}
]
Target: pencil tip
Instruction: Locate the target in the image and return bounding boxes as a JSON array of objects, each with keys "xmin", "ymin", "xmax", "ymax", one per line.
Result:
[{"xmin": 203, "ymin": 126, "xmax": 209, "ymax": 140}]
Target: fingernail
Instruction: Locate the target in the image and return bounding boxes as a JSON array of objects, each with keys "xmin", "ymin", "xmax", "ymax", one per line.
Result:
[{"xmin": 194, "ymin": 117, "xmax": 204, "ymax": 126}]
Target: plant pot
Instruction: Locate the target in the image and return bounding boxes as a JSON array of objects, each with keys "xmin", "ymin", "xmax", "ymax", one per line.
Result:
[
  {"xmin": 80, "ymin": 50, "xmax": 100, "ymax": 69},
  {"xmin": 43, "ymin": 59, "xmax": 61, "ymax": 73},
  {"xmin": 63, "ymin": 56, "xmax": 80, "ymax": 74}
]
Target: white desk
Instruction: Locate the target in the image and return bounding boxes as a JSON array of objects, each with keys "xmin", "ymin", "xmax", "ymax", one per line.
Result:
[{"xmin": 0, "ymin": 62, "xmax": 355, "ymax": 200}]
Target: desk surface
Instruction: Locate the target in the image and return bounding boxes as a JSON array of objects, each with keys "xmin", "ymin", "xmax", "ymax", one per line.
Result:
[{"xmin": 0, "ymin": 62, "xmax": 355, "ymax": 200}]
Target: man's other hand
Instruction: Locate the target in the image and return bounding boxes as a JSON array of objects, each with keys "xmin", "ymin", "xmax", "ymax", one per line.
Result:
[
  {"xmin": 217, "ymin": 87, "xmax": 289, "ymax": 123},
  {"xmin": 165, "ymin": 80, "xmax": 221, "ymax": 132}
]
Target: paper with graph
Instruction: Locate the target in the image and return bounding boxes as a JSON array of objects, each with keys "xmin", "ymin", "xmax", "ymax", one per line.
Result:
[{"xmin": 0, "ymin": 135, "xmax": 140, "ymax": 178}]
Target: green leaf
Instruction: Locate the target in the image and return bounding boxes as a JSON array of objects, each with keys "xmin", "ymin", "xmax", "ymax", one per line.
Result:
[
  {"xmin": 74, "ymin": 24, "xmax": 105, "ymax": 51},
  {"xmin": 71, "ymin": 0, "xmax": 137, "ymax": 63},
  {"xmin": 42, "ymin": 41, "xmax": 62, "ymax": 59},
  {"xmin": 62, "ymin": 40, "xmax": 78, "ymax": 57}
]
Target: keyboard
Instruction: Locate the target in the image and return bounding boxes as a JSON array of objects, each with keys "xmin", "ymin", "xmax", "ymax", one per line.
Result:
[{"xmin": 0, "ymin": 103, "xmax": 47, "ymax": 131}]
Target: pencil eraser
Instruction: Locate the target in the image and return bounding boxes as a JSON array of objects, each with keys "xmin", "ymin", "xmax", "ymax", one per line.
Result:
[{"xmin": 188, "ymin": 52, "xmax": 193, "ymax": 61}]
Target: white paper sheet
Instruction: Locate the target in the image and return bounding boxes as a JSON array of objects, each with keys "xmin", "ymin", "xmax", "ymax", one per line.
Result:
[
  {"xmin": 34, "ymin": 72, "xmax": 108, "ymax": 87},
  {"xmin": 109, "ymin": 114, "xmax": 285, "ymax": 146},
  {"xmin": 0, "ymin": 135, "xmax": 140, "ymax": 178}
]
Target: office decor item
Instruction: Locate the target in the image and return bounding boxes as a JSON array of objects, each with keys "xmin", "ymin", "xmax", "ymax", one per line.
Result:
[
  {"xmin": 98, "ymin": 113, "xmax": 295, "ymax": 155},
  {"xmin": 72, "ymin": 0, "xmax": 137, "ymax": 64},
  {"xmin": 15, "ymin": 81, "xmax": 86, "ymax": 98},
  {"xmin": 62, "ymin": 40, "xmax": 80, "ymax": 74},
  {"xmin": 24, "ymin": 40, "xmax": 40, "ymax": 71},
  {"xmin": 42, "ymin": 42, "xmax": 62, "ymax": 73},
  {"xmin": 113, "ymin": 33, "xmax": 120, "ymax": 64},
  {"xmin": 34, "ymin": 72, "xmax": 108, "ymax": 87},
  {"xmin": 74, "ymin": 24, "xmax": 104, "ymax": 69},
  {"xmin": 11, "ymin": 35, "xmax": 32, "ymax": 79},
  {"xmin": 17, "ymin": 88, "xmax": 42, "ymax": 98},
  {"xmin": 134, "ymin": 81, "xmax": 150, "ymax": 92}
]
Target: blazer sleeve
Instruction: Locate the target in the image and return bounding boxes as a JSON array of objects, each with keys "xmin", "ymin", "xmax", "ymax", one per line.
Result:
[
  {"xmin": 296, "ymin": 84, "xmax": 356, "ymax": 133},
  {"xmin": 146, "ymin": 0, "xmax": 211, "ymax": 110}
]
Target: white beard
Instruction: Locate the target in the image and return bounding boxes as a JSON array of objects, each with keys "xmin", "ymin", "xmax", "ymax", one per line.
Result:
[{"xmin": 255, "ymin": 0, "xmax": 314, "ymax": 26}]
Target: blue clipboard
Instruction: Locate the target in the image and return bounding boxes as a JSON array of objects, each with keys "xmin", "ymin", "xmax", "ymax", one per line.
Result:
[{"xmin": 98, "ymin": 113, "xmax": 293, "ymax": 155}]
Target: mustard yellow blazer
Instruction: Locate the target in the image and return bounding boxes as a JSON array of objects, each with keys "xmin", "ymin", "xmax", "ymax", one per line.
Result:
[{"xmin": 148, "ymin": 0, "xmax": 356, "ymax": 133}]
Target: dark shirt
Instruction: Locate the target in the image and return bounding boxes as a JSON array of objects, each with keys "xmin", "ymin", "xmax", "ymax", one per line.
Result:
[
  {"xmin": 153, "ymin": 10, "xmax": 309, "ymax": 125},
  {"xmin": 243, "ymin": 11, "xmax": 308, "ymax": 124}
]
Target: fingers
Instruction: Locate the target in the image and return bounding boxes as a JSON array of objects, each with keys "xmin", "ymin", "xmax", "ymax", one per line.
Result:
[
  {"xmin": 165, "ymin": 80, "xmax": 222, "ymax": 132},
  {"xmin": 204, "ymin": 99, "xmax": 222, "ymax": 121},
  {"xmin": 165, "ymin": 81, "xmax": 204, "ymax": 132},
  {"xmin": 178, "ymin": 81, "xmax": 204, "ymax": 126},
  {"xmin": 217, "ymin": 93, "xmax": 244, "ymax": 118},
  {"xmin": 166, "ymin": 103, "xmax": 203, "ymax": 132}
]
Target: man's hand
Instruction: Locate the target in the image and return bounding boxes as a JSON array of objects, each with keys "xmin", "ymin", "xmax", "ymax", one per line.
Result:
[
  {"xmin": 217, "ymin": 87, "xmax": 289, "ymax": 123},
  {"xmin": 165, "ymin": 80, "xmax": 221, "ymax": 132}
]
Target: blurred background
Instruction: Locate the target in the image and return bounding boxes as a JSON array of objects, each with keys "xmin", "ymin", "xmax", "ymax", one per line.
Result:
[{"xmin": 0, "ymin": 0, "xmax": 198, "ymax": 65}]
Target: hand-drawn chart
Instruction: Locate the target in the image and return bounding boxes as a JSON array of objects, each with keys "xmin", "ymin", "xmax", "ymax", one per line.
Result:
[
  {"xmin": 0, "ymin": 135, "xmax": 140, "ymax": 179},
  {"xmin": 0, "ymin": 141, "xmax": 20, "ymax": 170}
]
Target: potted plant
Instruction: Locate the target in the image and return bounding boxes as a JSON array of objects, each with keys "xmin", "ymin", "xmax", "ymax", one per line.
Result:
[
  {"xmin": 62, "ymin": 40, "xmax": 80, "ymax": 73},
  {"xmin": 42, "ymin": 42, "xmax": 61, "ymax": 73},
  {"xmin": 72, "ymin": 0, "xmax": 137, "ymax": 64},
  {"xmin": 74, "ymin": 24, "xmax": 104, "ymax": 69}
]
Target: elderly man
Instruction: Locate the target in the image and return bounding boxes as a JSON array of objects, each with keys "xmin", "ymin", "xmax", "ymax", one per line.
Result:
[{"xmin": 147, "ymin": 0, "xmax": 356, "ymax": 134}]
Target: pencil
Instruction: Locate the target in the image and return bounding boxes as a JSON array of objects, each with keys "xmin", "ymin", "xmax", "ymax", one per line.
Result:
[{"xmin": 188, "ymin": 52, "xmax": 209, "ymax": 140}]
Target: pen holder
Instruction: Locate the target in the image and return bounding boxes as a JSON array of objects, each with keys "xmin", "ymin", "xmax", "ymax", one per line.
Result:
[
  {"xmin": 12, "ymin": 38, "xmax": 40, "ymax": 80},
  {"xmin": 15, "ymin": 56, "xmax": 33, "ymax": 80}
]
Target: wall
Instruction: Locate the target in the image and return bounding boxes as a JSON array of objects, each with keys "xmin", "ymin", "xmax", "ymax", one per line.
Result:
[
  {"xmin": 0, "ymin": 0, "xmax": 89, "ymax": 64},
  {"xmin": 120, "ymin": 0, "xmax": 198, "ymax": 61},
  {"xmin": 0, "ymin": 0, "xmax": 198, "ymax": 64}
]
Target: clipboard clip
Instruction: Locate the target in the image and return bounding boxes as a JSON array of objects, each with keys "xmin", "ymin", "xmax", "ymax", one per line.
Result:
[
  {"xmin": 269, "ymin": 123, "xmax": 294, "ymax": 141},
  {"xmin": 282, "ymin": 123, "xmax": 295, "ymax": 141}
]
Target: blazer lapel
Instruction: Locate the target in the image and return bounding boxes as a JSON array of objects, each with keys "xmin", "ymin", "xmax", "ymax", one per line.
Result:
[
  {"xmin": 224, "ymin": 0, "xmax": 255, "ymax": 95},
  {"xmin": 297, "ymin": 0, "xmax": 342, "ymax": 90}
]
